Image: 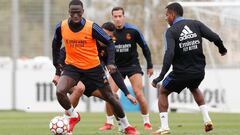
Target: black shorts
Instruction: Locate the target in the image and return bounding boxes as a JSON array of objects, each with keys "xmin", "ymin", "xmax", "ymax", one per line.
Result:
[
  {"xmin": 162, "ymin": 72, "xmax": 204, "ymax": 94},
  {"xmin": 62, "ymin": 64, "xmax": 108, "ymax": 97},
  {"xmin": 118, "ymin": 64, "xmax": 143, "ymax": 79}
]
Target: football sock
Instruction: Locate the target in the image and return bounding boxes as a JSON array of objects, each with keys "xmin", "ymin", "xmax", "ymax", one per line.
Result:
[
  {"xmin": 199, "ymin": 105, "xmax": 211, "ymax": 123},
  {"xmin": 160, "ymin": 112, "xmax": 169, "ymax": 130},
  {"xmin": 66, "ymin": 106, "xmax": 78, "ymax": 118},
  {"xmin": 142, "ymin": 113, "xmax": 150, "ymax": 124},
  {"xmin": 116, "ymin": 120, "xmax": 123, "ymax": 132},
  {"xmin": 106, "ymin": 115, "xmax": 114, "ymax": 125},
  {"xmin": 119, "ymin": 116, "xmax": 130, "ymax": 129}
]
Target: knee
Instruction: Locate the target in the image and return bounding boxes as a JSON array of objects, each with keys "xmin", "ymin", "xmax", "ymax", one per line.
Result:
[
  {"xmin": 75, "ymin": 82, "xmax": 85, "ymax": 93},
  {"xmin": 56, "ymin": 89, "xmax": 66, "ymax": 97},
  {"xmin": 56, "ymin": 85, "xmax": 68, "ymax": 96},
  {"xmin": 104, "ymin": 92, "xmax": 117, "ymax": 103},
  {"xmin": 134, "ymin": 91, "xmax": 144, "ymax": 99},
  {"xmin": 159, "ymin": 87, "xmax": 169, "ymax": 96},
  {"xmin": 113, "ymin": 93, "xmax": 119, "ymax": 100}
]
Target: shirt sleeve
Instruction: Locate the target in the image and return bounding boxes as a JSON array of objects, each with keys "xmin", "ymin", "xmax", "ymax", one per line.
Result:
[
  {"xmin": 52, "ymin": 22, "xmax": 62, "ymax": 68},
  {"xmin": 92, "ymin": 23, "xmax": 115, "ymax": 65},
  {"xmin": 135, "ymin": 29, "xmax": 153, "ymax": 69},
  {"xmin": 158, "ymin": 30, "xmax": 175, "ymax": 80},
  {"xmin": 197, "ymin": 20, "xmax": 225, "ymax": 49}
]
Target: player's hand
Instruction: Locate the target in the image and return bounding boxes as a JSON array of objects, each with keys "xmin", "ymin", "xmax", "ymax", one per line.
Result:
[
  {"xmin": 107, "ymin": 64, "xmax": 117, "ymax": 74},
  {"xmin": 147, "ymin": 68, "xmax": 154, "ymax": 77},
  {"xmin": 52, "ymin": 75, "xmax": 60, "ymax": 86},
  {"xmin": 127, "ymin": 94, "xmax": 137, "ymax": 105},
  {"xmin": 219, "ymin": 47, "xmax": 227, "ymax": 56},
  {"xmin": 152, "ymin": 76, "xmax": 163, "ymax": 88}
]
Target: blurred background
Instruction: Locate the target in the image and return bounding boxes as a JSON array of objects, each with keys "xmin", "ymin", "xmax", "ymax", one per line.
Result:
[{"xmin": 0, "ymin": 0, "xmax": 240, "ymax": 113}]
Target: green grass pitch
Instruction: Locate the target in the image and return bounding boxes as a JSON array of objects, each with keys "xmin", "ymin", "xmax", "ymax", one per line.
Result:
[{"xmin": 0, "ymin": 111, "xmax": 240, "ymax": 135}]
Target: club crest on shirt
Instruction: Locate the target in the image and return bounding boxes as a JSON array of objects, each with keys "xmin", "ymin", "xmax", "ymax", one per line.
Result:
[
  {"xmin": 126, "ymin": 33, "xmax": 131, "ymax": 40},
  {"xmin": 112, "ymin": 36, "xmax": 117, "ymax": 43}
]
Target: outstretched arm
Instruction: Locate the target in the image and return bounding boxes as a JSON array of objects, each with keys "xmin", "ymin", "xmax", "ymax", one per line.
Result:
[
  {"xmin": 152, "ymin": 30, "xmax": 175, "ymax": 88},
  {"xmin": 197, "ymin": 20, "xmax": 227, "ymax": 55},
  {"xmin": 92, "ymin": 23, "xmax": 116, "ymax": 73},
  {"xmin": 135, "ymin": 28, "xmax": 153, "ymax": 76},
  {"xmin": 110, "ymin": 69, "xmax": 137, "ymax": 104}
]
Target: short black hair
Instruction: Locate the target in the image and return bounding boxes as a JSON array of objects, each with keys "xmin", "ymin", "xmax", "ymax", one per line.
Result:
[
  {"xmin": 101, "ymin": 22, "xmax": 115, "ymax": 32},
  {"xmin": 112, "ymin": 7, "xmax": 124, "ymax": 15},
  {"xmin": 166, "ymin": 2, "xmax": 183, "ymax": 16},
  {"xmin": 69, "ymin": 0, "xmax": 83, "ymax": 8}
]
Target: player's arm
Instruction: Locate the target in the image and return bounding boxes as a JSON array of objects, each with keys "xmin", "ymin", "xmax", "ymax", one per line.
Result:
[
  {"xmin": 52, "ymin": 47, "xmax": 66, "ymax": 86},
  {"xmin": 52, "ymin": 22, "xmax": 63, "ymax": 75},
  {"xmin": 152, "ymin": 30, "xmax": 175, "ymax": 88},
  {"xmin": 135, "ymin": 29, "xmax": 153, "ymax": 70},
  {"xmin": 197, "ymin": 20, "xmax": 227, "ymax": 55},
  {"xmin": 92, "ymin": 23, "xmax": 116, "ymax": 73},
  {"xmin": 110, "ymin": 69, "xmax": 137, "ymax": 104},
  {"xmin": 110, "ymin": 69, "xmax": 129, "ymax": 96}
]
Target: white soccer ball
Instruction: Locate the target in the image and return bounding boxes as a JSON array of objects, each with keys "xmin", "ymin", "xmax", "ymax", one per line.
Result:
[{"xmin": 49, "ymin": 116, "xmax": 69, "ymax": 135}]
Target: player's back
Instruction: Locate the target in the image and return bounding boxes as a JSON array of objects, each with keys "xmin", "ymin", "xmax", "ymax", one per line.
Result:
[{"xmin": 167, "ymin": 19, "xmax": 207, "ymax": 77}]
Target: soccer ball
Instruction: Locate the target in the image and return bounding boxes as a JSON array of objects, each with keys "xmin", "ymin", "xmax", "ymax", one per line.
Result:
[{"xmin": 49, "ymin": 116, "xmax": 69, "ymax": 135}]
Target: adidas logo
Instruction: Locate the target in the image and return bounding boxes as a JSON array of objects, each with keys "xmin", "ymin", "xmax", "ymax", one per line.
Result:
[{"xmin": 179, "ymin": 25, "xmax": 197, "ymax": 41}]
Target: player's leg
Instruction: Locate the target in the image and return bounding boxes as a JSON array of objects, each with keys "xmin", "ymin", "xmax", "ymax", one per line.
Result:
[
  {"xmin": 152, "ymin": 74, "xmax": 183, "ymax": 134},
  {"xmin": 56, "ymin": 75, "xmax": 78, "ymax": 116},
  {"xmin": 88, "ymin": 65, "xmax": 139, "ymax": 134},
  {"xmin": 68, "ymin": 81, "xmax": 85, "ymax": 108},
  {"xmin": 59, "ymin": 65, "xmax": 84, "ymax": 134},
  {"xmin": 63, "ymin": 81, "xmax": 85, "ymax": 135},
  {"xmin": 128, "ymin": 73, "xmax": 152, "ymax": 130},
  {"xmin": 92, "ymin": 88, "xmax": 139, "ymax": 135},
  {"xmin": 99, "ymin": 75, "xmax": 119, "ymax": 130},
  {"xmin": 189, "ymin": 77, "xmax": 213, "ymax": 132},
  {"xmin": 152, "ymin": 85, "xmax": 171, "ymax": 135}
]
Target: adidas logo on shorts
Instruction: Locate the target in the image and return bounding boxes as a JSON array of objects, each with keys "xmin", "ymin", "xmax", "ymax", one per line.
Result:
[{"xmin": 179, "ymin": 25, "xmax": 197, "ymax": 41}]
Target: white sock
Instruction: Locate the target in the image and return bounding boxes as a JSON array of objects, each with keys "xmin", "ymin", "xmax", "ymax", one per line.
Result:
[
  {"xmin": 160, "ymin": 112, "xmax": 169, "ymax": 130},
  {"xmin": 117, "ymin": 120, "xmax": 123, "ymax": 132},
  {"xmin": 142, "ymin": 113, "xmax": 150, "ymax": 124},
  {"xmin": 199, "ymin": 105, "xmax": 211, "ymax": 123},
  {"xmin": 66, "ymin": 106, "xmax": 78, "ymax": 118},
  {"xmin": 119, "ymin": 116, "xmax": 130, "ymax": 129},
  {"xmin": 106, "ymin": 115, "xmax": 114, "ymax": 125}
]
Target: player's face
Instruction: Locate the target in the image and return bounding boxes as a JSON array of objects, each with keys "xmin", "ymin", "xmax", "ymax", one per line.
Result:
[
  {"xmin": 165, "ymin": 9, "xmax": 175, "ymax": 26},
  {"xmin": 112, "ymin": 10, "xmax": 125, "ymax": 29},
  {"xmin": 69, "ymin": 5, "xmax": 84, "ymax": 23},
  {"xmin": 103, "ymin": 29, "xmax": 114, "ymax": 38}
]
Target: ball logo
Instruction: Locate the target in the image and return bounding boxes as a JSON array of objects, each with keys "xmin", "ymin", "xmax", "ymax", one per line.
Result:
[{"xmin": 126, "ymin": 33, "xmax": 132, "ymax": 40}]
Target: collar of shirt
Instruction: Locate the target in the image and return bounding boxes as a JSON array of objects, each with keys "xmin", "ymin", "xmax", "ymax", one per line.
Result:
[
  {"xmin": 173, "ymin": 16, "xmax": 185, "ymax": 25},
  {"xmin": 68, "ymin": 17, "xmax": 86, "ymax": 27}
]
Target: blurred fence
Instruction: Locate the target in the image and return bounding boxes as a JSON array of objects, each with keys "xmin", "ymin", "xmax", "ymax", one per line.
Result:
[{"xmin": 1, "ymin": 0, "xmax": 239, "ymax": 66}]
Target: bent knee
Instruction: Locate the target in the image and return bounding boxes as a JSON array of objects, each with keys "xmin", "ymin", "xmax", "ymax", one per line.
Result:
[
  {"xmin": 56, "ymin": 89, "xmax": 66, "ymax": 97},
  {"xmin": 134, "ymin": 91, "xmax": 144, "ymax": 98},
  {"xmin": 159, "ymin": 87, "xmax": 170, "ymax": 96},
  {"xmin": 113, "ymin": 93, "xmax": 119, "ymax": 100},
  {"xmin": 75, "ymin": 81, "xmax": 85, "ymax": 91}
]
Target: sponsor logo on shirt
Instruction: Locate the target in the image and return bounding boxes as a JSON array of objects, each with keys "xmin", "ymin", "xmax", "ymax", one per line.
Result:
[
  {"xmin": 179, "ymin": 25, "xmax": 197, "ymax": 41},
  {"xmin": 115, "ymin": 44, "xmax": 131, "ymax": 53},
  {"xmin": 66, "ymin": 39, "xmax": 86, "ymax": 48}
]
